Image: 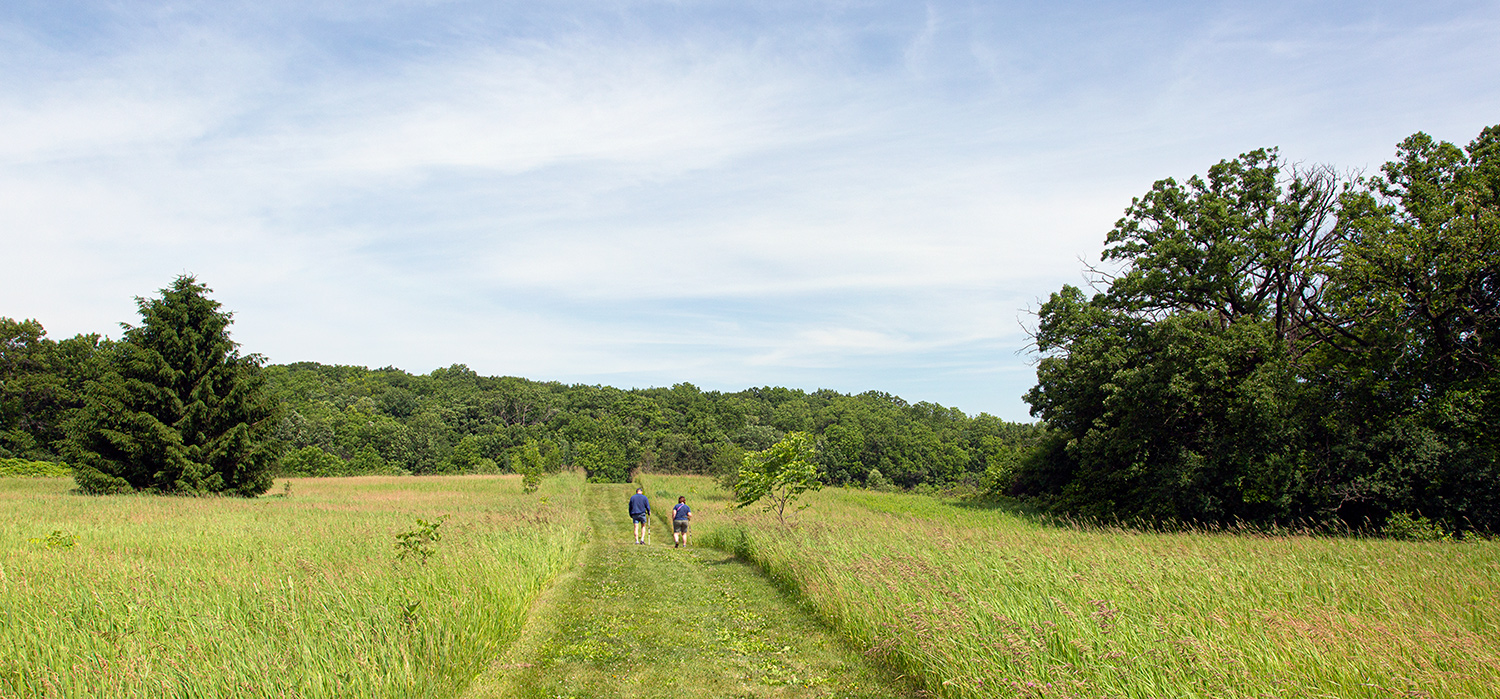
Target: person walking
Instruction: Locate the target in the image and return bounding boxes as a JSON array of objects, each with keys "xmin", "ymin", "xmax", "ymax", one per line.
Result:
[
  {"xmin": 628, "ymin": 487, "xmax": 651, "ymax": 545},
  {"xmin": 672, "ymin": 496, "xmax": 692, "ymax": 548}
]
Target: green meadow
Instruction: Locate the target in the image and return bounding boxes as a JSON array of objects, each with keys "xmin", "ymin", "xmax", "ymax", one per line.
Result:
[
  {"xmin": 660, "ymin": 476, "xmax": 1500, "ymax": 699},
  {"xmin": 1, "ymin": 474, "xmax": 586, "ymax": 698},
  {"xmin": 5, "ymin": 473, "xmax": 1498, "ymax": 698}
]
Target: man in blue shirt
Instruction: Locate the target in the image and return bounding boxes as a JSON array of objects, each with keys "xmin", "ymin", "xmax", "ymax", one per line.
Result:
[{"xmin": 628, "ymin": 487, "xmax": 651, "ymax": 545}]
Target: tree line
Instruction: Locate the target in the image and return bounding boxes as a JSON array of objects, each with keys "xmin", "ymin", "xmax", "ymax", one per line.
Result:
[
  {"xmin": 263, "ymin": 361, "xmax": 1041, "ymax": 489},
  {"xmin": 1017, "ymin": 125, "xmax": 1499, "ymax": 532},
  {"xmin": 0, "ymin": 281, "xmax": 1041, "ymax": 494}
]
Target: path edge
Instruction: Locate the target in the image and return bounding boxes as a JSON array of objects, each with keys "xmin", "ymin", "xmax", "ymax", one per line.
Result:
[{"xmin": 459, "ymin": 493, "xmax": 600, "ymax": 698}]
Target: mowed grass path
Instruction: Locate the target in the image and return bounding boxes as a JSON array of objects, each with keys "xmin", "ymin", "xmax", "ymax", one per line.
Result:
[{"xmin": 465, "ymin": 483, "xmax": 910, "ymax": 699}]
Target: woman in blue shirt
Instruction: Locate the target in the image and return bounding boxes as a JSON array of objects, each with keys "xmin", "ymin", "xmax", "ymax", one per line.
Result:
[{"xmin": 672, "ymin": 496, "xmax": 692, "ymax": 548}]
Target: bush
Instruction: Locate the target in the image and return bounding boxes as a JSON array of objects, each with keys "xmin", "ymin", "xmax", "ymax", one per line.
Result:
[
  {"xmin": 0, "ymin": 458, "xmax": 72, "ymax": 478},
  {"xmin": 576, "ymin": 441, "xmax": 629, "ymax": 483},
  {"xmin": 277, "ymin": 447, "xmax": 347, "ymax": 477},
  {"xmin": 1384, "ymin": 512, "xmax": 1450, "ymax": 541}
]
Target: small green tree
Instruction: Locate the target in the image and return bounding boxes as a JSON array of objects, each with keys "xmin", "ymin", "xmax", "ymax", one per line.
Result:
[
  {"xmin": 65, "ymin": 276, "xmax": 282, "ymax": 496},
  {"xmin": 514, "ymin": 439, "xmax": 544, "ymax": 493},
  {"xmin": 394, "ymin": 515, "xmax": 448, "ymax": 565},
  {"xmin": 735, "ymin": 432, "xmax": 822, "ymax": 525}
]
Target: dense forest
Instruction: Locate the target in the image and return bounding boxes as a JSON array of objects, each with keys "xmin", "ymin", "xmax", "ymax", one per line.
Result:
[
  {"xmin": 2, "ymin": 124, "xmax": 1495, "ymax": 532},
  {"xmin": 262, "ymin": 362, "xmax": 1040, "ymax": 488}
]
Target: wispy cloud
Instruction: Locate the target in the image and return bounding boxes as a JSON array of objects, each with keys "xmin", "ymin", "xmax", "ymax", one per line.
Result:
[{"xmin": 2, "ymin": 1, "xmax": 1498, "ymax": 419}]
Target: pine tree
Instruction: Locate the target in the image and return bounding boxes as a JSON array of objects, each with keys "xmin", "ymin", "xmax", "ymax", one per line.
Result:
[{"xmin": 66, "ymin": 276, "xmax": 282, "ymax": 495}]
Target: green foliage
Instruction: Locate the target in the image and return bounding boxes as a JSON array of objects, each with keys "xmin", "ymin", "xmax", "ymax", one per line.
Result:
[
  {"xmin": 0, "ymin": 458, "xmax": 72, "ymax": 478},
  {"xmin": 63, "ymin": 276, "xmax": 282, "ymax": 496},
  {"xmin": 574, "ymin": 441, "xmax": 628, "ymax": 483},
  {"xmin": 448, "ymin": 434, "xmax": 497, "ymax": 474},
  {"xmin": 349, "ymin": 445, "xmax": 395, "ymax": 474},
  {"xmin": 278, "ymin": 446, "xmax": 345, "ymax": 477},
  {"xmin": 1383, "ymin": 512, "xmax": 1450, "ymax": 541},
  {"xmin": 394, "ymin": 515, "xmax": 448, "ymax": 565},
  {"xmin": 29, "ymin": 529, "xmax": 78, "ymax": 550},
  {"xmin": 253, "ymin": 363, "xmax": 1039, "ymax": 490},
  {"xmin": 513, "ymin": 439, "xmax": 544, "ymax": 493},
  {"xmin": 9, "ymin": 288, "xmax": 1042, "ymax": 492},
  {"xmin": 1, "ymin": 318, "xmax": 105, "ymax": 460},
  {"xmin": 864, "ymin": 468, "xmax": 893, "ymax": 491},
  {"xmin": 1021, "ymin": 125, "xmax": 1500, "ymax": 531},
  {"xmin": 710, "ymin": 442, "xmax": 745, "ymax": 489},
  {"xmin": 977, "ymin": 437, "xmax": 1024, "ymax": 494},
  {"xmin": 1024, "ymin": 149, "xmax": 1339, "ymax": 522},
  {"xmin": 1311, "ymin": 126, "xmax": 1500, "ymax": 530},
  {"xmin": 735, "ymin": 432, "xmax": 822, "ymax": 525}
]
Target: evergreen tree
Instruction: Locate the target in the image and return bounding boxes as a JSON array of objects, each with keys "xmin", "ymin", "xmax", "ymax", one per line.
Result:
[{"xmin": 66, "ymin": 276, "xmax": 282, "ymax": 496}]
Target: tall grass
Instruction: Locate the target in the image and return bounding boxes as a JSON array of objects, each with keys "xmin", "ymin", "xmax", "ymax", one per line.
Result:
[
  {"xmin": 671, "ymin": 477, "xmax": 1500, "ymax": 699},
  {"xmin": 1, "ymin": 473, "xmax": 587, "ymax": 698}
]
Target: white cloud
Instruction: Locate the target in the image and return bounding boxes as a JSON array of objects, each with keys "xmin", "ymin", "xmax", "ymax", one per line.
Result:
[{"xmin": 2, "ymin": 1, "xmax": 1498, "ymax": 420}]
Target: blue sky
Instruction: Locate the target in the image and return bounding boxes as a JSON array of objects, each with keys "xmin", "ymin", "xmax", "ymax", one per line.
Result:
[{"xmin": 2, "ymin": 1, "xmax": 1497, "ymax": 421}]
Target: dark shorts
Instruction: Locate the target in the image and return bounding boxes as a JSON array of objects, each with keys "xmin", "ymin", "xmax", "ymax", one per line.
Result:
[
  {"xmin": 632, "ymin": 513, "xmax": 648, "ymax": 524},
  {"xmin": 673, "ymin": 519, "xmax": 690, "ymax": 533}
]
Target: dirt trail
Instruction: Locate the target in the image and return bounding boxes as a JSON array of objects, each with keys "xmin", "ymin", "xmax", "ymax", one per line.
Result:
[{"xmin": 463, "ymin": 484, "xmax": 908, "ymax": 699}]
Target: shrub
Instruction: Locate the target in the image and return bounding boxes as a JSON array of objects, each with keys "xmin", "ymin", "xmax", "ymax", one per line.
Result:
[
  {"xmin": 1385, "ymin": 512, "xmax": 1450, "ymax": 541},
  {"xmin": 0, "ymin": 458, "xmax": 72, "ymax": 478},
  {"xmin": 277, "ymin": 446, "xmax": 346, "ymax": 477},
  {"xmin": 576, "ymin": 441, "xmax": 628, "ymax": 483}
]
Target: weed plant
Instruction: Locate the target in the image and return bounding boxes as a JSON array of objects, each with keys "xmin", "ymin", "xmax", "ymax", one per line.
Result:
[
  {"xmin": 0, "ymin": 473, "xmax": 587, "ymax": 698},
  {"xmin": 665, "ymin": 476, "xmax": 1500, "ymax": 699}
]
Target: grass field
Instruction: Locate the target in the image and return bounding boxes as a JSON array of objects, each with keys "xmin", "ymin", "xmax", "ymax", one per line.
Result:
[
  {"xmin": 658, "ymin": 476, "xmax": 1500, "ymax": 699},
  {"xmin": 0, "ymin": 474, "xmax": 587, "ymax": 698},
  {"xmin": 8, "ymin": 473, "xmax": 1497, "ymax": 699}
]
